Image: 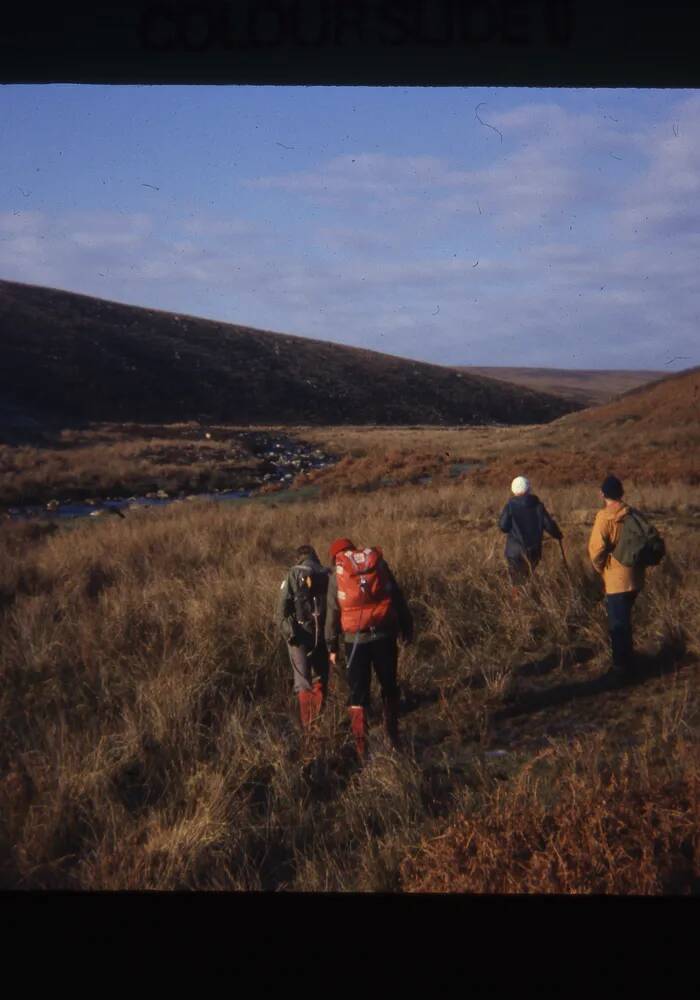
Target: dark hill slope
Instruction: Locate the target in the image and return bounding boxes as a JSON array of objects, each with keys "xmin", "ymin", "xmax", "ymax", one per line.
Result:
[{"xmin": 0, "ymin": 280, "xmax": 579, "ymax": 427}]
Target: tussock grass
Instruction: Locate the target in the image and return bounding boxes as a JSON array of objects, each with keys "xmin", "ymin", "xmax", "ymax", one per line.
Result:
[
  {"xmin": 400, "ymin": 732, "xmax": 700, "ymax": 894},
  {"xmin": 295, "ymin": 369, "xmax": 700, "ymax": 495},
  {"xmin": 0, "ymin": 422, "xmax": 537, "ymax": 508},
  {"xmin": 0, "ymin": 423, "xmax": 266, "ymax": 506},
  {"xmin": 1, "ymin": 476, "xmax": 699, "ymax": 891}
]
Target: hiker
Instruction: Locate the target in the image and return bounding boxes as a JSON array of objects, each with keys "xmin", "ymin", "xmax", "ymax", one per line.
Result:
[
  {"xmin": 498, "ymin": 476, "xmax": 563, "ymax": 586},
  {"xmin": 325, "ymin": 538, "xmax": 413, "ymax": 759},
  {"xmin": 277, "ymin": 545, "xmax": 330, "ymax": 733},
  {"xmin": 587, "ymin": 475, "xmax": 664, "ymax": 680}
]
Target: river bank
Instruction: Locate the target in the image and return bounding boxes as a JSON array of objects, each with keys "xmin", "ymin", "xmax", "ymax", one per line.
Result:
[{"xmin": 2, "ymin": 425, "xmax": 336, "ymax": 519}]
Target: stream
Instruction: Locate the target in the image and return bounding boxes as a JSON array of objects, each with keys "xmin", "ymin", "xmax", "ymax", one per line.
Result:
[{"xmin": 6, "ymin": 433, "xmax": 336, "ymax": 521}]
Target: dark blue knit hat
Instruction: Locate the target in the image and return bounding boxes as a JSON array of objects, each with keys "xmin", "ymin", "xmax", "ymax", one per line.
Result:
[{"xmin": 601, "ymin": 475, "xmax": 624, "ymax": 500}]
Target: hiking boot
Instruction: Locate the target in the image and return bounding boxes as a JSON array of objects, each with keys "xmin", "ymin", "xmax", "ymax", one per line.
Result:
[
  {"xmin": 349, "ymin": 706, "xmax": 368, "ymax": 760},
  {"xmin": 310, "ymin": 678, "xmax": 326, "ymax": 721},
  {"xmin": 298, "ymin": 690, "xmax": 315, "ymax": 730},
  {"xmin": 602, "ymin": 663, "xmax": 627, "ymax": 686}
]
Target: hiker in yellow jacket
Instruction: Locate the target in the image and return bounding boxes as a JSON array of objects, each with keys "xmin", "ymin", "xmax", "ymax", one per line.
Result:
[{"xmin": 587, "ymin": 475, "xmax": 645, "ymax": 680}]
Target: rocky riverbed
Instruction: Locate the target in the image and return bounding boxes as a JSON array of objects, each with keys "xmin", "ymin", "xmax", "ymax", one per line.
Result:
[{"xmin": 5, "ymin": 431, "xmax": 337, "ymax": 520}]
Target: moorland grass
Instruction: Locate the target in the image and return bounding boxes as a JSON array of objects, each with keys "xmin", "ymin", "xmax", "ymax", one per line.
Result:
[{"xmin": 1, "ymin": 479, "xmax": 698, "ymax": 891}]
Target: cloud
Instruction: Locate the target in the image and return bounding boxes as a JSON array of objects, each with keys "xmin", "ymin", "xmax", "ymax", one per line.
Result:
[
  {"xmin": 489, "ymin": 101, "xmax": 645, "ymax": 152},
  {"xmin": 0, "ymin": 210, "xmax": 45, "ymax": 235},
  {"xmin": 613, "ymin": 97, "xmax": 700, "ymax": 240},
  {"xmin": 0, "ymin": 211, "xmax": 156, "ymax": 288},
  {"xmin": 246, "ymin": 101, "xmax": 650, "ymax": 233},
  {"xmin": 2, "ymin": 200, "xmax": 697, "ymax": 369},
  {"xmin": 435, "ymin": 153, "xmax": 581, "ymax": 228},
  {"xmin": 246, "ymin": 153, "xmax": 472, "ymax": 197},
  {"xmin": 66, "ymin": 212, "xmax": 153, "ymax": 249},
  {"xmin": 181, "ymin": 217, "xmax": 261, "ymax": 238},
  {"xmin": 2, "ymin": 96, "xmax": 699, "ymax": 371}
]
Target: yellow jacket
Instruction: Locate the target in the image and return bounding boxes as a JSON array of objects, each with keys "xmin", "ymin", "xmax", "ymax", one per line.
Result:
[{"xmin": 587, "ymin": 502, "xmax": 645, "ymax": 595}]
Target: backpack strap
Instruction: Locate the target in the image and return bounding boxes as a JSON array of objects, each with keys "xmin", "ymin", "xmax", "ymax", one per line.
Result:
[
  {"xmin": 611, "ymin": 506, "xmax": 636, "ymax": 549},
  {"xmin": 626, "ymin": 508, "xmax": 650, "ymax": 536},
  {"xmin": 289, "ymin": 565, "xmax": 325, "ymax": 650}
]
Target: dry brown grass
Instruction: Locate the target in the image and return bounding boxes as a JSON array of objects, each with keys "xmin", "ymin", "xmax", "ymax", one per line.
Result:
[
  {"xmin": 1, "ymin": 470, "xmax": 699, "ymax": 891},
  {"xmin": 5, "ymin": 365, "xmax": 698, "ymax": 513},
  {"xmin": 298, "ymin": 368, "xmax": 700, "ymax": 493},
  {"xmin": 467, "ymin": 366, "xmax": 700, "ymax": 488},
  {"xmin": 298, "ymin": 424, "xmax": 530, "ymax": 494},
  {"xmin": 0, "ymin": 421, "xmax": 530, "ymax": 508},
  {"xmin": 0, "ymin": 423, "xmax": 270, "ymax": 506},
  {"xmin": 401, "ymin": 732, "xmax": 700, "ymax": 894}
]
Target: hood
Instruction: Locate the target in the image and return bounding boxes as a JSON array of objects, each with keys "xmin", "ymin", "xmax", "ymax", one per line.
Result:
[
  {"xmin": 294, "ymin": 555, "xmax": 323, "ymax": 571},
  {"xmin": 609, "ymin": 502, "xmax": 630, "ymax": 524},
  {"xmin": 510, "ymin": 493, "xmax": 540, "ymax": 508}
]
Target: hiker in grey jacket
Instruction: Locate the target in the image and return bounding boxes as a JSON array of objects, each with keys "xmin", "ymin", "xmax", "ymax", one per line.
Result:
[
  {"xmin": 499, "ymin": 475, "xmax": 563, "ymax": 585},
  {"xmin": 276, "ymin": 545, "xmax": 330, "ymax": 732}
]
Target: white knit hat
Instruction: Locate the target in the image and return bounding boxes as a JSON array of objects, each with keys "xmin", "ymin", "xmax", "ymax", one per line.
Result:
[{"xmin": 511, "ymin": 476, "xmax": 531, "ymax": 496}]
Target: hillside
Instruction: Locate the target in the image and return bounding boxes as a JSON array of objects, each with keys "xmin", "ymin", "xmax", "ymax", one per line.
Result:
[
  {"xmin": 460, "ymin": 366, "xmax": 666, "ymax": 407},
  {"xmin": 468, "ymin": 365, "xmax": 700, "ymax": 487},
  {"xmin": 288, "ymin": 367, "xmax": 700, "ymax": 500},
  {"xmin": 0, "ymin": 279, "xmax": 579, "ymax": 433}
]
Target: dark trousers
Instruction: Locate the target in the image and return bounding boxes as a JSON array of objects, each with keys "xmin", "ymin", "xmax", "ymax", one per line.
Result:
[
  {"xmin": 507, "ymin": 554, "xmax": 541, "ymax": 585},
  {"xmin": 344, "ymin": 636, "xmax": 399, "ymax": 708},
  {"xmin": 605, "ymin": 591, "xmax": 638, "ymax": 669},
  {"xmin": 288, "ymin": 641, "xmax": 329, "ymax": 694}
]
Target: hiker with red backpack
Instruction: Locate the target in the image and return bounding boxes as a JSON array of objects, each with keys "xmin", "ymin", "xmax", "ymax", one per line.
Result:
[
  {"xmin": 277, "ymin": 545, "xmax": 331, "ymax": 733},
  {"xmin": 325, "ymin": 538, "xmax": 413, "ymax": 759},
  {"xmin": 588, "ymin": 475, "xmax": 665, "ymax": 682}
]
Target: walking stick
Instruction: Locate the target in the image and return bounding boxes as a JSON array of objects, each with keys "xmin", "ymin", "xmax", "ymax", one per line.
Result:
[{"xmin": 558, "ymin": 538, "xmax": 571, "ymax": 579}]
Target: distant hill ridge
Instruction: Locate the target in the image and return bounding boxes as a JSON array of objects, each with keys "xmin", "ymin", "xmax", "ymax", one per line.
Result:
[
  {"xmin": 460, "ymin": 366, "xmax": 668, "ymax": 407},
  {"xmin": 0, "ymin": 279, "xmax": 579, "ymax": 428}
]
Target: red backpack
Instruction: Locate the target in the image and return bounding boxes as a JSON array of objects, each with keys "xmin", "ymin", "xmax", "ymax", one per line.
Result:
[{"xmin": 334, "ymin": 546, "xmax": 397, "ymax": 634}]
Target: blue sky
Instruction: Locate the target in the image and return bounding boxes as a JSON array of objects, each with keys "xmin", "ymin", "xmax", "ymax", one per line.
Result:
[{"xmin": 1, "ymin": 85, "xmax": 699, "ymax": 370}]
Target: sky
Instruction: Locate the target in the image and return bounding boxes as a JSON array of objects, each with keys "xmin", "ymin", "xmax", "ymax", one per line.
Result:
[{"xmin": 1, "ymin": 84, "xmax": 699, "ymax": 371}]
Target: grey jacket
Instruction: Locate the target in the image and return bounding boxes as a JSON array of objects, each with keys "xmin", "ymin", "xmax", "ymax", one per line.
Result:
[{"xmin": 276, "ymin": 555, "xmax": 329, "ymax": 648}]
